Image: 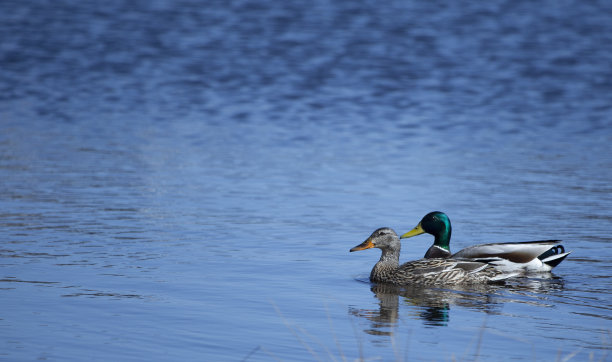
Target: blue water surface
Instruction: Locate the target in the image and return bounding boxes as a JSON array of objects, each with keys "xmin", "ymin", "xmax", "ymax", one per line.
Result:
[{"xmin": 1, "ymin": 1, "xmax": 611, "ymax": 361}]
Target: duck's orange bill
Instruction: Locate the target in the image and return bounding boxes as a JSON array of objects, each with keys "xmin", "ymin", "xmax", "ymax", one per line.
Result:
[{"xmin": 350, "ymin": 239, "xmax": 374, "ymax": 252}]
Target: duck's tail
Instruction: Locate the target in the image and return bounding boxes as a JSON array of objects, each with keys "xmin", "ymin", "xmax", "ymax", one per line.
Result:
[
  {"xmin": 537, "ymin": 244, "xmax": 571, "ymax": 269},
  {"xmin": 540, "ymin": 251, "xmax": 571, "ymax": 268}
]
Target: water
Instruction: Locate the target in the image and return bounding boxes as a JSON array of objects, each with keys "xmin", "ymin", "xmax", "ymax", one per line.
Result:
[{"xmin": 1, "ymin": 0, "xmax": 611, "ymax": 361}]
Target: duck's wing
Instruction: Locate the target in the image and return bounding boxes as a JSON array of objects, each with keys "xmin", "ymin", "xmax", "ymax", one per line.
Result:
[
  {"xmin": 451, "ymin": 240, "xmax": 564, "ymax": 263},
  {"xmin": 401, "ymin": 258, "xmax": 490, "ymax": 273},
  {"xmin": 452, "ymin": 260, "xmax": 519, "ymax": 282},
  {"xmin": 398, "ymin": 258, "xmax": 516, "ymax": 284},
  {"xmin": 399, "ymin": 258, "xmax": 457, "ymax": 274},
  {"xmin": 395, "ymin": 259, "xmax": 464, "ymax": 284},
  {"xmin": 453, "ymin": 260, "xmax": 490, "ymax": 273},
  {"xmin": 452, "ymin": 240, "xmax": 571, "ymax": 272}
]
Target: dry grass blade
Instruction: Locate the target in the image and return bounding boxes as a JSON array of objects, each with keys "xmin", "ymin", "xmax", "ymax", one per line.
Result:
[
  {"xmin": 272, "ymin": 302, "xmax": 323, "ymax": 361},
  {"xmin": 325, "ymin": 302, "xmax": 347, "ymax": 362}
]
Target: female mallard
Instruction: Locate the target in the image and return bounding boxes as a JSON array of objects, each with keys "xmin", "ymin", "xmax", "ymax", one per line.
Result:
[
  {"xmin": 400, "ymin": 211, "xmax": 570, "ymax": 273},
  {"xmin": 350, "ymin": 227, "xmax": 515, "ymax": 285}
]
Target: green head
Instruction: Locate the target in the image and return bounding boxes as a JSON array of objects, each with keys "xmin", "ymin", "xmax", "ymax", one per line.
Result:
[{"xmin": 400, "ymin": 211, "xmax": 452, "ymax": 250}]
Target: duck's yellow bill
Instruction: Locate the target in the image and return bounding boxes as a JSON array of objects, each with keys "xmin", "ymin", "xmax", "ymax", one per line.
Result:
[
  {"xmin": 400, "ymin": 224, "xmax": 425, "ymax": 239},
  {"xmin": 350, "ymin": 239, "xmax": 374, "ymax": 252}
]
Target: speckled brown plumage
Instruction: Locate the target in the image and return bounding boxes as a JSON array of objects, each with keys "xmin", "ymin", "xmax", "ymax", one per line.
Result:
[{"xmin": 351, "ymin": 227, "xmax": 515, "ymax": 286}]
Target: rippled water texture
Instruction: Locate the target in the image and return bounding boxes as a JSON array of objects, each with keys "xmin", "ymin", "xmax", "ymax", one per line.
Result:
[{"xmin": 1, "ymin": 1, "xmax": 611, "ymax": 361}]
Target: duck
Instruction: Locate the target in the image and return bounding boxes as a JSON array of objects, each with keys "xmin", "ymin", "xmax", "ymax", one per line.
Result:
[
  {"xmin": 400, "ymin": 211, "xmax": 571, "ymax": 273},
  {"xmin": 350, "ymin": 227, "xmax": 516, "ymax": 285}
]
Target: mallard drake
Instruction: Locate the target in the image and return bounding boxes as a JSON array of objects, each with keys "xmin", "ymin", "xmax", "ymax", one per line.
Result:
[
  {"xmin": 400, "ymin": 211, "xmax": 570, "ymax": 273},
  {"xmin": 350, "ymin": 227, "xmax": 516, "ymax": 285}
]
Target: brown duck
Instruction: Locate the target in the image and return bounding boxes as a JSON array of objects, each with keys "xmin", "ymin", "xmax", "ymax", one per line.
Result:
[{"xmin": 350, "ymin": 227, "xmax": 516, "ymax": 285}]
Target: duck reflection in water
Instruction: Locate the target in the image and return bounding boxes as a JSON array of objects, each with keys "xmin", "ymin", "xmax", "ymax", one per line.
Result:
[
  {"xmin": 350, "ymin": 276, "xmax": 565, "ymax": 337},
  {"xmin": 350, "ymin": 283, "xmax": 505, "ymax": 333}
]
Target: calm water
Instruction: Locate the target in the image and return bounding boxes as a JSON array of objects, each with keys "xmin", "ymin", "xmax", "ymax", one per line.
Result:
[{"xmin": 1, "ymin": 1, "xmax": 611, "ymax": 361}]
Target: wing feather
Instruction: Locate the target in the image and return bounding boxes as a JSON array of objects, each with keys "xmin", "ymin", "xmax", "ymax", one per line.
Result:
[{"xmin": 452, "ymin": 240, "xmax": 563, "ymax": 263}]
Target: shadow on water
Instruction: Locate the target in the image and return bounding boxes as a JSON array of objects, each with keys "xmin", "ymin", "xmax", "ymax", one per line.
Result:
[{"xmin": 349, "ymin": 274, "xmax": 566, "ymax": 335}]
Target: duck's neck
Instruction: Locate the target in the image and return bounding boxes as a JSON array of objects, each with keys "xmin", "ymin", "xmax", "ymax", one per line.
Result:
[
  {"xmin": 433, "ymin": 223, "xmax": 452, "ymax": 252},
  {"xmin": 424, "ymin": 244, "xmax": 452, "ymax": 258},
  {"xmin": 370, "ymin": 247, "xmax": 400, "ymax": 282}
]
